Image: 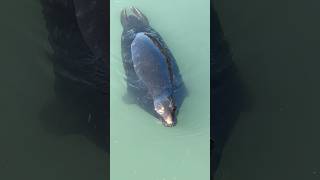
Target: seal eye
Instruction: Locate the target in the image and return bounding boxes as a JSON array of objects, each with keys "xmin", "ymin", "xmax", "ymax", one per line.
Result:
[
  {"xmin": 155, "ymin": 105, "xmax": 165, "ymax": 115},
  {"xmin": 168, "ymin": 101, "xmax": 176, "ymax": 111},
  {"xmin": 172, "ymin": 105, "xmax": 176, "ymax": 111}
]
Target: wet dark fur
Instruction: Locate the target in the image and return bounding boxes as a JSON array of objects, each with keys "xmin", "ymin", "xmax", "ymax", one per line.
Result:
[{"xmin": 121, "ymin": 15, "xmax": 187, "ymax": 123}]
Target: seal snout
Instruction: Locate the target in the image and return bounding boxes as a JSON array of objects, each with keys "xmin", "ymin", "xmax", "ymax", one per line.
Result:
[
  {"xmin": 120, "ymin": 6, "xmax": 149, "ymax": 29},
  {"xmin": 164, "ymin": 113, "xmax": 173, "ymax": 125},
  {"xmin": 154, "ymin": 96, "xmax": 177, "ymax": 127},
  {"xmin": 162, "ymin": 113, "xmax": 177, "ymax": 127}
]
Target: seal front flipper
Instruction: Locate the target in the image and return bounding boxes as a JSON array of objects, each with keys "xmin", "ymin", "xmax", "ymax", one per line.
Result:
[{"xmin": 122, "ymin": 93, "xmax": 135, "ymax": 104}]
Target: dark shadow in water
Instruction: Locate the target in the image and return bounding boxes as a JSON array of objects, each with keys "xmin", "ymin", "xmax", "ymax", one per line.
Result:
[
  {"xmin": 211, "ymin": 6, "xmax": 252, "ymax": 176},
  {"xmin": 39, "ymin": 0, "xmax": 109, "ymax": 152},
  {"xmin": 39, "ymin": 76, "xmax": 109, "ymax": 151}
]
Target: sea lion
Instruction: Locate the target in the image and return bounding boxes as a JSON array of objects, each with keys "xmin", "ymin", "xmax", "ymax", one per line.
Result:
[{"xmin": 120, "ymin": 6, "xmax": 187, "ymax": 127}]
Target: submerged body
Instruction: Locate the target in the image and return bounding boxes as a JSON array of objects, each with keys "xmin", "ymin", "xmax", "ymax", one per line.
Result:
[{"xmin": 120, "ymin": 7, "xmax": 187, "ymax": 127}]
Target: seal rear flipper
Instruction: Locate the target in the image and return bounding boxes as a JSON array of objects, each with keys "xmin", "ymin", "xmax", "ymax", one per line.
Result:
[{"xmin": 182, "ymin": 84, "xmax": 189, "ymax": 97}]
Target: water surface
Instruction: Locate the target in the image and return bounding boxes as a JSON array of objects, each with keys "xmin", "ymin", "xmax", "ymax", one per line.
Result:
[
  {"xmin": 215, "ymin": 0, "xmax": 320, "ymax": 179},
  {"xmin": 110, "ymin": 0, "xmax": 210, "ymax": 179},
  {"xmin": 0, "ymin": 1, "xmax": 106, "ymax": 179}
]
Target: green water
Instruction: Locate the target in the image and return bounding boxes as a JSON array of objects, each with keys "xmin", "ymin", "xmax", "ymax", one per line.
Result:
[
  {"xmin": 215, "ymin": 0, "xmax": 320, "ymax": 179},
  {"xmin": 110, "ymin": 0, "xmax": 210, "ymax": 179},
  {"xmin": 0, "ymin": 1, "xmax": 106, "ymax": 179}
]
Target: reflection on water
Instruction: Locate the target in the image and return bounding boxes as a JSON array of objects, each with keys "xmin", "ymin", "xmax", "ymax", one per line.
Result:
[
  {"xmin": 0, "ymin": 0, "xmax": 106, "ymax": 179},
  {"xmin": 215, "ymin": 0, "xmax": 320, "ymax": 179},
  {"xmin": 111, "ymin": 0, "xmax": 210, "ymax": 179}
]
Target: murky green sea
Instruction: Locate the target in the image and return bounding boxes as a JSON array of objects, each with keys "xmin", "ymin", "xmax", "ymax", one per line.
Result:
[
  {"xmin": 215, "ymin": 0, "xmax": 320, "ymax": 179},
  {"xmin": 110, "ymin": 0, "xmax": 210, "ymax": 179},
  {"xmin": 2, "ymin": 0, "xmax": 320, "ymax": 179},
  {"xmin": 0, "ymin": 1, "xmax": 106, "ymax": 179},
  {"xmin": 0, "ymin": 0, "xmax": 209, "ymax": 179}
]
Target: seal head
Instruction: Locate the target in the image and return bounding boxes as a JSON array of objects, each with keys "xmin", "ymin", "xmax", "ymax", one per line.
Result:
[{"xmin": 154, "ymin": 95, "xmax": 177, "ymax": 127}]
